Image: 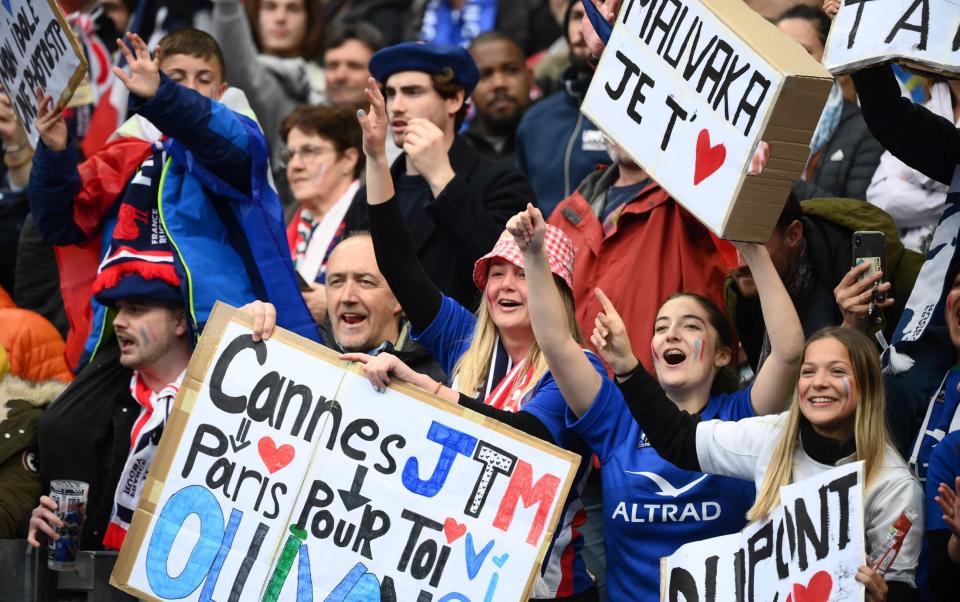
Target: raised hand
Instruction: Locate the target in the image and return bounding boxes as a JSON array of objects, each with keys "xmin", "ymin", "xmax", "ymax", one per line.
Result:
[
  {"xmin": 239, "ymin": 300, "xmax": 277, "ymax": 342},
  {"xmin": 357, "ymin": 77, "xmax": 389, "ymax": 162},
  {"xmin": 505, "ymin": 203, "xmax": 546, "ymax": 252},
  {"xmin": 936, "ymin": 477, "xmax": 960, "ymax": 538},
  {"xmin": 27, "ymin": 496, "xmax": 61, "ymax": 548},
  {"xmin": 34, "ymin": 88, "xmax": 67, "ymax": 151},
  {"xmin": 591, "ymin": 287, "xmax": 639, "ymax": 377},
  {"xmin": 113, "ymin": 32, "xmax": 161, "ymax": 100},
  {"xmin": 582, "ymin": 0, "xmax": 622, "ymax": 59},
  {"xmin": 833, "ymin": 262, "xmax": 894, "ymax": 332}
]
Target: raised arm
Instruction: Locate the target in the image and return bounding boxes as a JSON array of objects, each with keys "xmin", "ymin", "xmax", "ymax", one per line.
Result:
[
  {"xmin": 739, "ymin": 242, "xmax": 804, "ymax": 415},
  {"xmin": 506, "ymin": 204, "xmax": 601, "ymax": 417},
  {"xmin": 358, "ymin": 81, "xmax": 442, "ymax": 331},
  {"xmin": 115, "ymin": 33, "xmax": 255, "ymax": 196}
]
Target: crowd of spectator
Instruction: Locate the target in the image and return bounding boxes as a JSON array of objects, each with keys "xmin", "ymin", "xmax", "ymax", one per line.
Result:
[{"xmin": 1, "ymin": 0, "xmax": 960, "ymax": 600}]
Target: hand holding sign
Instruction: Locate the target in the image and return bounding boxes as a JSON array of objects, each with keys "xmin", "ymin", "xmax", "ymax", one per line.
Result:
[
  {"xmin": 34, "ymin": 89, "xmax": 66, "ymax": 151},
  {"xmin": 113, "ymin": 33, "xmax": 161, "ymax": 100},
  {"xmin": 581, "ymin": 0, "xmax": 621, "ymax": 58},
  {"xmin": 505, "ymin": 203, "xmax": 546, "ymax": 253},
  {"xmin": 856, "ymin": 563, "xmax": 889, "ymax": 602},
  {"xmin": 823, "ymin": 1, "xmax": 840, "ymax": 18},
  {"xmin": 340, "ymin": 351, "xmax": 438, "ymax": 394}
]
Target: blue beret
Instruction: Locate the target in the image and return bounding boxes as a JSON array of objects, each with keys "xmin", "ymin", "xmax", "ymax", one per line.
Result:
[{"xmin": 369, "ymin": 42, "xmax": 479, "ymax": 96}]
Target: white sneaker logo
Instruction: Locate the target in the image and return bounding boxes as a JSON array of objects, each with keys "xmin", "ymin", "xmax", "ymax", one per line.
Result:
[{"xmin": 625, "ymin": 471, "xmax": 709, "ymax": 497}]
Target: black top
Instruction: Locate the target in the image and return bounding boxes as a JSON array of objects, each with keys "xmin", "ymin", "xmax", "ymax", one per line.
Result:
[
  {"xmin": 852, "ymin": 65, "xmax": 960, "ymax": 186},
  {"xmin": 345, "ymin": 135, "xmax": 534, "ymax": 309}
]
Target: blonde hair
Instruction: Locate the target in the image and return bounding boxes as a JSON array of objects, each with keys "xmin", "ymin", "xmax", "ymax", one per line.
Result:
[
  {"xmin": 747, "ymin": 327, "xmax": 890, "ymax": 521},
  {"xmin": 454, "ymin": 276, "xmax": 582, "ymax": 398}
]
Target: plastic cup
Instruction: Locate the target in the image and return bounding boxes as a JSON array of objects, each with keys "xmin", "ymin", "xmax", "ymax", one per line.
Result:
[{"xmin": 47, "ymin": 480, "xmax": 89, "ymax": 571}]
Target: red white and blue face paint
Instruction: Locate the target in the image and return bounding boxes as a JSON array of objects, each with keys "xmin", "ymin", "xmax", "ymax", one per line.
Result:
[{"xmin": 693, "ymin": 338, "xmax": 704, "ymax": 362}]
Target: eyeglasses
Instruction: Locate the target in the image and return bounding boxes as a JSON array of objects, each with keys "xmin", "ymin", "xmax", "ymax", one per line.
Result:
[{"xmin": 281, "ymin": 144, "xmax": 337, "ymax": 165}]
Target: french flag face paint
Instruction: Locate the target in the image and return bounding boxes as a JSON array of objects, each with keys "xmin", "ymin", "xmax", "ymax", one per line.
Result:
[
  {"xmin": 842, "ymin": 375, "xmax": 854, "ymax": 404},
  {"xmin": 693, "ymin": 338, "xmax": 704, "ymax": 362}
]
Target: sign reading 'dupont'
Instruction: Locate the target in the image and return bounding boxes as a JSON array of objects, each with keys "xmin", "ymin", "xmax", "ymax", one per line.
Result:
[
  {"xmin": 581, "ymin": 0, "xmax": 832, "ymax": 241},
  {"xmin": 824, "ymin": 0, "xmax": 960, "ymax": 76}
]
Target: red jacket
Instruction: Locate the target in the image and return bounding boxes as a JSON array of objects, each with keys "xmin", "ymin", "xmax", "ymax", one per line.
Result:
[
  {"xmin": 0, "ymin": 286, "xmax": 72, "ymax": 383},
  {"xmin": 547, "ymin": 166, "xmax": 732, "ymax": 374}
]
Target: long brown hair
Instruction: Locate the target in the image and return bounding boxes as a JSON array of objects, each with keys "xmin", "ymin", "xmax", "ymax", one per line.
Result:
[
  {"xmin": 245, "ymin": 0, "xmax": 325, "ymax": 60},
  {"xmin": 747, "ymin": 327, "xmax": 891, "ymax": 520}
]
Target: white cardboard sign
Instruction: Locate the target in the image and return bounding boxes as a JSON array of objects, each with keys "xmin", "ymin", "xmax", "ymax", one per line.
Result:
[
  {"xmin": 0, "ymin": 0, "xmax": 87, "ymax": 147},
  {"xmin": 824, "ymin": 0, "xmax": 960, "ymax": 76},
  {"xmin": 661, "ymin": 462, "xmax": 866, "ymax": 601},
  {"xmin": 581, "ymin": 0, "xmax": 832, "ymax": 241},
  {"xmin": 111, "ymin": 304, "xmax": 579, "ymax": 602}
]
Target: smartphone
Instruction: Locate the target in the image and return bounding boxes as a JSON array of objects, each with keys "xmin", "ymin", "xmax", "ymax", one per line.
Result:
[{"xmin": 852, "ymin": 231, "xmax": 886, "ymax": 318}]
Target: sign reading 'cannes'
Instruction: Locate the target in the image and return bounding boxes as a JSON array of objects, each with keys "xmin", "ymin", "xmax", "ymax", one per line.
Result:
[{"xmin": 111, "ymin": 304, "xmax": 579, "ymax": 602}]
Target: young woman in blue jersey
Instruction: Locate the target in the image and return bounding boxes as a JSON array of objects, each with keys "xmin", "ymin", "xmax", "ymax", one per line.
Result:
[
  {"xmin": 499, "ymin": 204, "xmax": 804, "ymax": 601},
  {"xmin": 343, "ymin": 75, "xmax": 599, "ymax": 601}
]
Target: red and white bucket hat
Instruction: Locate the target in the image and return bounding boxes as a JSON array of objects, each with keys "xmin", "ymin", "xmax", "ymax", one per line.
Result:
[{"xmin": 473, "ymin": 225, "xmax": 575, "ymax": 291}]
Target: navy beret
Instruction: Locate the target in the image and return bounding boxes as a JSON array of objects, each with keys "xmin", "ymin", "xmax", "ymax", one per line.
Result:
[{"xmin": 369, "ymin": 42, "xmax": 479, "ymax": 96}]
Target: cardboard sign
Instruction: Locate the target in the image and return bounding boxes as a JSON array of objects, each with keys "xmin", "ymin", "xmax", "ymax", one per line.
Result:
[
  {"xmin": 824, "ymin": 0, "xmax": 960, "ymax": 76},
  {"xmin": 581, "ymin": 0, "xmax": 832, "ymax": 241},
  {"xmin": 0, "ymin": 0, "xmax": 87, "ymax": 148},
  {"xmin": 111, "ymin": 303, "xmax": 579, "ymax": 602},
  {"xmin": 661, "ymin": 462, "xmax": 866, "ymax": 601}
]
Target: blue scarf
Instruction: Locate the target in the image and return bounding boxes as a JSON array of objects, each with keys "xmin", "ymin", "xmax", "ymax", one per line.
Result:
[
  {"xmin": 419, "ymin": 0, "xmax": 498, "ymax": 48},
  {"xmin": 809, "ymin": 82, "xmax": 844, "ymax": 153}
]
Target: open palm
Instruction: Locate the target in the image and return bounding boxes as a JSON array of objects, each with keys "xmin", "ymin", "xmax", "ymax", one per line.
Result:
[{"xmin": 113, "ymin": 32, "xmax": 160, "ymax": 100}]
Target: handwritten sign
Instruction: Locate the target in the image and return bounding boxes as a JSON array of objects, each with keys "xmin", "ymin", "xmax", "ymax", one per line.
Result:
[
  {"xmin": 661, "ymin": 462, "xmax": 866, "ymax": 601},
  {"xmin": 581, "ymin": 0, "xmax": 832, "ymax": 241},
  {"xmin": 824, "ymin": 0, "xmax": 960, "ymax": 75},
  {"xmin": 110, "ymin": 303, "xmax": 579, "ymax": 601},
  {"xmin": 0, "ymin": 0, "xmax": 87, "ymax": 148}
]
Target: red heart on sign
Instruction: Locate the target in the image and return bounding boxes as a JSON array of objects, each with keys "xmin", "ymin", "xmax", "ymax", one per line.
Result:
[
  {"xmin": 258, "ymin": 436, "xmax": 295, "ymax": 474},
  {"xmin": 443, "ymin": 518, "xmax": 467, "ymax": 543},
  {"xmin": 785, "ymin": 570, "xmax": 832, "ymax": 602},
  {"xmin": 694, "ymin": 128, "xmax": 726, "ymax": 185}
]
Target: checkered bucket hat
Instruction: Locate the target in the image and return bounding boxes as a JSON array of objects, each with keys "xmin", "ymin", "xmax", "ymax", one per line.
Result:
[{"xmin": 473, "ymin": 225, "xmax": 575, "ymax": 291}]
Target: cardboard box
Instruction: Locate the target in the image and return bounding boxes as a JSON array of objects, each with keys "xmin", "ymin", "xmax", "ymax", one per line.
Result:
[{"xmin": 581, "ymin": 0, "xmax": 832, "ymax": 241}]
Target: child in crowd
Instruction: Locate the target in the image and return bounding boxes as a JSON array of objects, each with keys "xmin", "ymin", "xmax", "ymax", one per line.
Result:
[{"xmin": 27, "ymin": 28, "xmax": 317, "ymax": 371}]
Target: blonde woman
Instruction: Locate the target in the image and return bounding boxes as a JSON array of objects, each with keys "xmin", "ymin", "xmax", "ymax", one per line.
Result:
[
  {"xmin": 600, "ymin": 320, "xmax": 923, "ymax": 602},
  {"xmin": 346, "ymin": 74, "xmax": 600, "ymax": 601}
]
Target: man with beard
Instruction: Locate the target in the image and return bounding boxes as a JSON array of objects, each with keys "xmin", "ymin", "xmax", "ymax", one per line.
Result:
[
  {"xmin": 463, "ymin": 32, "xmax": 533, "ymax": 164},
  {"xmin": 515, "ymin": 0, "xmax": 610, "ymax": 217}
]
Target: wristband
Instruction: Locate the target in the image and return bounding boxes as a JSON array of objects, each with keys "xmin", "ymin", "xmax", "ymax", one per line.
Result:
[
  {"xmin": 587, "ymin": 52, "xmax": 601, "ymax": 67},
  {"xmin": 431, "ymin": 380, "xmax": 443, "ymax": 395},
  {"xmin": 615, "ymin": 363, "xmax": 640, "ymax": 380}
]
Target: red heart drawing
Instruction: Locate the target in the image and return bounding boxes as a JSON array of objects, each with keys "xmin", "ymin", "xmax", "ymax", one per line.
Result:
[
  {"xmin": 443, "ymin": 518, "xmax": 467, "ymax": 543},
  {"xmin": 785, "ymin": 570, "xmax": 832, "ymax": 602},
  {"xmin": 258, "ymin": 436, "xmax": 295, "ymax": 474},
  {"xmin": 693, "ymin": 128, "xmax": 726, "ymax": 185}
]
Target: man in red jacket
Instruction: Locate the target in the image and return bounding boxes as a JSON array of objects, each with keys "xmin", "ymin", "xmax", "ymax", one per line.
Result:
[{"xmin": 547, "ymin": 139, "xmax": 731, "ymax": 374}]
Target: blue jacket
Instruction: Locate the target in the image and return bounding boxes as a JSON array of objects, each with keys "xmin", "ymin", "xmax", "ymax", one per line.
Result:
[
  {"xmin": 28, "ymin": 75, "xmax": 319, "ymax": 367},
  {"xmin": 516, "ymin": 68, "xmax": 610, "ymax": 217}
]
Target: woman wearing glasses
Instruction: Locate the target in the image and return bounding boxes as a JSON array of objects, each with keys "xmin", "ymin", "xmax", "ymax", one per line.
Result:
[{"xmin": 280, "ymin": 105, "xmax": 364, "ymax": 323}]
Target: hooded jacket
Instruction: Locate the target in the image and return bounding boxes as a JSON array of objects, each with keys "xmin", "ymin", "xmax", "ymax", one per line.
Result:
[
  {"xmin": 28, "ymin": 75, "xmax": 319, "ymax": 370},
  {"xmin": 0, "ymin": 286, "xmax": 72, "ymax": 383},
  {"xmin": 0, "ymin": 376, "xmax": 67, "ymax": 538}
]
